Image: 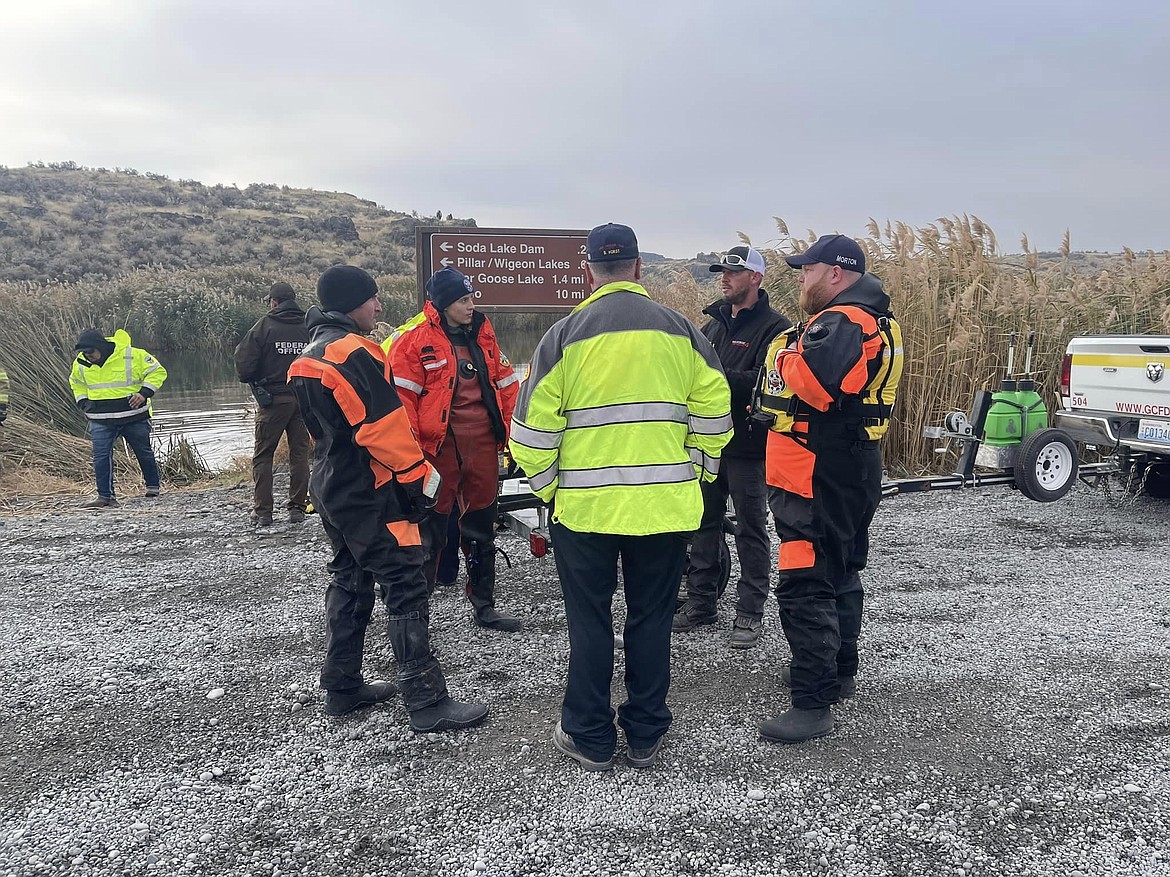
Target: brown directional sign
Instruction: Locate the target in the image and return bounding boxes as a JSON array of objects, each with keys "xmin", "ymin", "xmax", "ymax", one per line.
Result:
[{"xmin": 415, "ymin": 226, "xmax": 590, "ymax": 311}]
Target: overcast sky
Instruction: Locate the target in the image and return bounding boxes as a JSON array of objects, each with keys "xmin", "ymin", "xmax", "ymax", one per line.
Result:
[{"xmin": 2, "ymin": 0, "xmax": 1167, "ymax": 258}]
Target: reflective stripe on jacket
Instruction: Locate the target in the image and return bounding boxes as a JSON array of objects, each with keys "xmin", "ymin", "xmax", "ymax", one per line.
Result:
[
  {"xmin": 386, "ymin": 303, "xmax": 520, "ymax": 457},
  {"xmin": 69, "ymin": 329, "xmax": 167, "ymax": 423},
  {"xmin": 509, "ymin": 281, "xmax": 733, "ymax": 536}
]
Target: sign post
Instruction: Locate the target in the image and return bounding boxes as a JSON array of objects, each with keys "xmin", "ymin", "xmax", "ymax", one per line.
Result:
[{"xmin": 415, "ymin": 226, "xmax": 590, "ymax": 312}]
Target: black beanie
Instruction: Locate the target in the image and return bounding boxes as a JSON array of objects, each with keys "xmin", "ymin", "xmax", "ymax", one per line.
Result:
[
  {"xmin": 74, "ymin": 328, "xmax": 109, "ymax": 351},
  {"xmin": 426, "ymin": 267, "xmax": 475, "ymax": 312},
  {"xmin": 317, "ymin": 265, "xmax": 378, "ymax": 314}
]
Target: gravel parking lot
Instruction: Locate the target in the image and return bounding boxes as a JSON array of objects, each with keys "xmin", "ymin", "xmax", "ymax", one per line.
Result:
[{"xmin": 0, "ymin": 479, "xmax": 1167, "ymax": 877}]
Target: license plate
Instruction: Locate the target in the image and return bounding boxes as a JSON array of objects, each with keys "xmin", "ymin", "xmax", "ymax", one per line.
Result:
[{"xmin": 1137, "ymin": 418, "xmax": 1170, "ymax": 445}]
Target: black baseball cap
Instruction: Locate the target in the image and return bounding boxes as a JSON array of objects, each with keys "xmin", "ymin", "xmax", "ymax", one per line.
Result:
[
  {"xmin": 784, "ymin": 234, "xmax": 866, "ymax": 274},
  {"xmin": 586, "ymin": 223, "xmax": 639, "ymax": 262}
]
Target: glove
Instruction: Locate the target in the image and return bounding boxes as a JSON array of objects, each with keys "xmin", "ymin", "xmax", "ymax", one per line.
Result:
[{"xmin": 401, "ymin": 462, "xmax": 441, "ymax": 523}]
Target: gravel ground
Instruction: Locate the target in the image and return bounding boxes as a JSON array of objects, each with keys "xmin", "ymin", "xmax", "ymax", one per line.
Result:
[{"xmin": 0, "ymin": 477, "xmax": 1168, "ymax": 877}]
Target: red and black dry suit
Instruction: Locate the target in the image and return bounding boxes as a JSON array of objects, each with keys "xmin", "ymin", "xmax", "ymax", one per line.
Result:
[
  {"xmin": 288, "ymin": 306, "xmax": 447, "ymax": 711},
  {"xmin": 756, "ymin": 273, "xmax": 904, "ymax": 709},
  {"xmin": 387, "ymin": 303, "xmax": 520, "ymax": 611}
]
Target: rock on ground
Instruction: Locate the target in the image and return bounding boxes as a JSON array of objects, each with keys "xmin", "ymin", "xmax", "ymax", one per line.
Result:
[{"xmin": 0, "ymin": 480, "xmax": 1167, "ymax": 876}]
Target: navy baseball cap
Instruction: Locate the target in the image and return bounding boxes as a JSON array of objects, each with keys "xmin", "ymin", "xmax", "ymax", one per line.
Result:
[
  {"xmin": 784, "ymin": 234, "xmax": 866, "ymax": 274},
  {"xmin": 586, "ymin": 223, "xmax": 639, "ymax": 262}
]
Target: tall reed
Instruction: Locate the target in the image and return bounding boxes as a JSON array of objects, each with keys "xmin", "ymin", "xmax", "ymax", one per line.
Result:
[{"xmin": 653, "ymin": 216, "xmax": 1170, "ymax": 474}]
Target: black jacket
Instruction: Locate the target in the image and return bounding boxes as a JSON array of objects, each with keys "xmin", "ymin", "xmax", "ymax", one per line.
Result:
[
  {"xmin": 233, "ymin": 300, "xmax": 309, "ymax": 394},
  {"xmin": 701, "ymin": 289, "xmax": 792, "ymax": 458},
  {"xmin": 289, "ymin": 307, "xmax": 433, "ymax": 533}
]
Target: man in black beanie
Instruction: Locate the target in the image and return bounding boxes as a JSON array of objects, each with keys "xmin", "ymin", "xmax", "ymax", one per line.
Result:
[
  {"xmin": 233, "ymin": 281, "xmax": 310, "ymax": 527},
  {"xmin": 288, "ymin": 265, "xmax": 489, "ymax": 730}
]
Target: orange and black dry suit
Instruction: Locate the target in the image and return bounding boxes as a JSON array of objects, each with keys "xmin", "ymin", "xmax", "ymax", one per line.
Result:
[
  {"xmin": 288, "ymin": 306, "xmax": 447, "ymax": 711},
  {"xmin": 755, "ymin": 273, "xmax": 903, "ymax": 709}
]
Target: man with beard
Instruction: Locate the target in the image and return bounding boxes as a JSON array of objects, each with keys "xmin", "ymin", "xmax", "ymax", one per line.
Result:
[
  {"xmin": 673, "ymin": 246, "xmax": 790, "ymax": 648},
  {"xmin": 754, "ymin": 235, "xmax": 904, "ymax": 743}
]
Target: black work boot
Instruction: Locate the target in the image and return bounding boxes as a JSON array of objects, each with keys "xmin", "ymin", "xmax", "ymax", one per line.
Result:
[
  {"xmin": 672, "ymin": 601, "xmax": 717, "ymax": 633},
  {"xmin": 409, "ymin": 696, "xmax": 489, "ymax": 732},
  {"xmin": 323, "ymin": 680, "xmax": 398, "ymax": 717},
  {"xmin": 759, "ymin": 707, "xmax": 834, "ymax": 744},
  {"xmin": 474, "ymin": 606, "xmax": 522, "ymax": 632},
  {"xmin": 388, "ymin": 607, "xmax": 488, "ymax": 733},
  {"xmin": 463, "ymin": 502, "xmax": 522, "ymax": 632},
  {"xmin": 780, "ymin": 665, "xmax": 855, "ymax": 699}
]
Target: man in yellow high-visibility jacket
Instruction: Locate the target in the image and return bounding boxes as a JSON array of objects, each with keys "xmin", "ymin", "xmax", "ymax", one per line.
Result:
[
  {"xmin": 510, "ymin": 223, "xmax": 732, "ymax": 771},
  {"xmin": 70, "ymin": 328, "xmax": 168, "ymax": 508}
]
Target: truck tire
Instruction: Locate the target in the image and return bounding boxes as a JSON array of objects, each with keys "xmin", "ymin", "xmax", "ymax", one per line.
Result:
[
  {"xmin": 1143, "ymin": 462, "xmax": 1170, "ymax": 499},
  {"xmin": 1014, "ymin": 428, "xmax": 1079, "ymax": 502}
]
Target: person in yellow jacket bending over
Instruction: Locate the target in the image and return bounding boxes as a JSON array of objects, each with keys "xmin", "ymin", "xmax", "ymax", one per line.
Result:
[
  {"xmin": 70, "ymin": 328, "xmax": 168, "ymax": 508},
  {"xmin": 510, "ymin": 223, "xmax": 732, "ymax": 771}
]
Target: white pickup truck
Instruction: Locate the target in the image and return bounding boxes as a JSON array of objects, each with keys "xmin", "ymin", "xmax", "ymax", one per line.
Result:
[{"xmin": 1053, "ymin": 334, "xmax": 1170, "ymax": 497}]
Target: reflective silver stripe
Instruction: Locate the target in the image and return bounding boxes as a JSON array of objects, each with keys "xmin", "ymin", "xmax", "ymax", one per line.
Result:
[
  {"xmin": 394, "ymin": 377, "xmax": 424, "ymax": 394},
  {"xmin": 688, "ymin": 412, "xmax": 733, "ymax": 435},
  {"xmin": 565, "ymin": 402, "xmax": 688, "ymax": 429},
  {"xmin": 528, "ymin": 462, "xmax": 559, "ymax": 493},
  {"xmin": 558, "ymin": 462, "xmax": 696, "ymax": 489},
  {"xmin": 141, "ymin": 382, "xmax": 161, "ymax": 392},
  {"xmin": 423, "ymin": 359, "xmax": 448, "ymax": 371},
  {"xmin": 495, "ymin": 369, "xmax": 521, "ymax": 389},
  {"xmin": 87, "ymin": 409, "xmax": 146, "ymax": 421},
  {"xmin": 510, "ymin": 421, "xmax": 563, "ymax": 450},
  {"xmin": 86, "ymin": 349, "xmax": 135, "ymax": 390},
  {"xmin": 421, "ymin": 466, "xmax": 442, "ymax": 500},
  {"xmin": 689, "ymin": 447, "xmax": 721, "ymax": 478}
]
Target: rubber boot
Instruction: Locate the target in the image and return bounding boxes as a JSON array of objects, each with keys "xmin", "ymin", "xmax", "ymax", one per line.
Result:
[
  {"xmin": 386, "ymin": 607, "xmax": 488, "ymax": 733},
  {"xmin": 463, "ymin": 502, "xmax": 522, "ymax": 632},
  {"xmin": 420, "ymin": 510, "xmax": 450, "ymax": 596},
  {"xmin": 759, "ymin": 707, "xmax": 834, "ymax": 744},
  {"xmin": 323, "ymin": 680, "xmax": 398, "ymax": 717}
]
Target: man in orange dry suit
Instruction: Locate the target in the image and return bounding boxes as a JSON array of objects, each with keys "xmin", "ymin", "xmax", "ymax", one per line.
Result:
[
  {"xmin": 755, "ymin": 234, "xmax": 903, "ymax": 744},
  {"xmin": 289, "ymin": 265, "xmax": 488, "ymax": 731}
]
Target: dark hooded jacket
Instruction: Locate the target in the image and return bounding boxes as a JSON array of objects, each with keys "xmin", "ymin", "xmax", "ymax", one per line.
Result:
[
  {"xmin": 234, "ymin": 299, "xmax": 309, "ymax": 394},
  {"xmin": 288, "ymin": 307, "xmax": 436, "ymax": 531},
  {"xmin": 700, "ymin": 289, "xmax": 792, "ymax": 458}
]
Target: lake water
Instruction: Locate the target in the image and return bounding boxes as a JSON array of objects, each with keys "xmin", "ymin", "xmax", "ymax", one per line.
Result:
[{"xmin": 150, "ymin": 314, "xmax": 560, "ymax": 469}]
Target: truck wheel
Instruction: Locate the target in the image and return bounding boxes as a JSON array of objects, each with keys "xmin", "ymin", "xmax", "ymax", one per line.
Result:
[
  {"xmin": 1143, "ymin": 462, "xmax": 1170, "ymax": 499},
  {"xmin": 1014, "ymin": 428, "xmax": 1079, "ymax": 502}
]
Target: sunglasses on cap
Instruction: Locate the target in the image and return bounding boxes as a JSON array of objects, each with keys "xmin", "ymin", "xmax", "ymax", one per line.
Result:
[{"xmin": 720, "ymin": 254, "xmax": 753, "ymax": 268}]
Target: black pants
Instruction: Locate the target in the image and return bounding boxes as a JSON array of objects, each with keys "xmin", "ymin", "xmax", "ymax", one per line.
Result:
[
  {"xmin": 686, "ymin": 455, "xmax": 772, "ymax": 620},
  {"xmin": 769, "ymin": 437, "xmax": 881, "ymax": 709},
  {"xmin": 551, "ymin": 521, "xmax": 687, "ymax": 762},
  {"xmin": 316, "ymin": 498, "xmax": 446, "ymax": 710}
]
